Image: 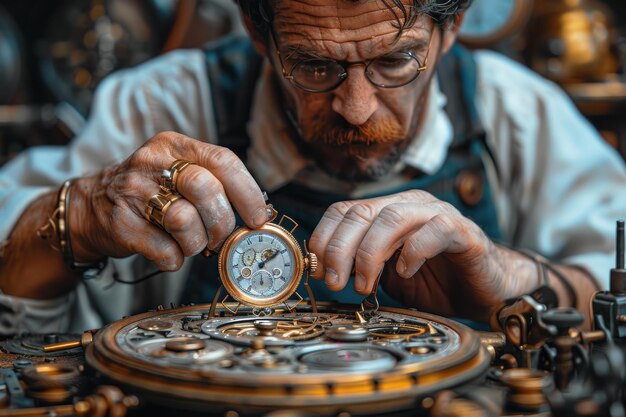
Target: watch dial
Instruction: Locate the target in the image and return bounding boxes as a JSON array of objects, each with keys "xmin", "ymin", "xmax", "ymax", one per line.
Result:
[{"xmin": 227, "ymin": 231, "xmax": 296, "ymax": 299}]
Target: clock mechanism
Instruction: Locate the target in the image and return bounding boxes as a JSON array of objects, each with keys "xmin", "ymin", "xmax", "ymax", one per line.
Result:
[{"xmin": 85, "ymin": 302, "xmax": 489, "ymax": 415}]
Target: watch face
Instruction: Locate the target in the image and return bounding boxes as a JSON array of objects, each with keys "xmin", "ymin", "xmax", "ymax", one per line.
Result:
[{"xmin": 219, "ymin": 224, "xmax": 304, "ymax": 307}]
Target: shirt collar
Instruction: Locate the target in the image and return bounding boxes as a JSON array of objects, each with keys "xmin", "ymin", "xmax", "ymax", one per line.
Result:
[{"xmin": 246, "ymin": 60, "xmax": 453, "ymax": 195}]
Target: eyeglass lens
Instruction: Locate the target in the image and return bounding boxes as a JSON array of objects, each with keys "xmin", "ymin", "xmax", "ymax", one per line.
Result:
[{"xmin": 290, "ymin": 52, "xmax": 423, "ymax": 92}]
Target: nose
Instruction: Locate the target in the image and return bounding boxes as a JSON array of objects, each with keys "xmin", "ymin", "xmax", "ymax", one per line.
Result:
[{"xmin": 331, "ymin": 66, "xmax": 379, "ymax": 126}]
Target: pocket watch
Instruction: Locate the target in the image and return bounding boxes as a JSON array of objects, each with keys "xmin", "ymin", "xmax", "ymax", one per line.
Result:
[{"xmin": 217, "ymin": 210, "xmax": 317, "ymax": 308}]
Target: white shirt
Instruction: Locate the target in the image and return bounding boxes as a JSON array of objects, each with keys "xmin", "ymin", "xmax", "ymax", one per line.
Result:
[{"xmin": 1, "ymin": 44, "xmax": 625, "ymax": 333}]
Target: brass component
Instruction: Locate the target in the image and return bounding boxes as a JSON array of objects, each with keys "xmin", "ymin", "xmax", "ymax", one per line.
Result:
[
  {"xmin": 355, "ymin": 311, "xmax": 367, "ymax": 324},
  {"xmin": 42, "ymin": 340, "xmax": 81, "ymax": 353},
  {"xmin": 164, "ymin": 338, "xmax": 205, "ymax": 352},
  {"xmin": 577, "ymin": 329, "xmax": 606, "ymax": 344},
  {"xmin": 410, "ymin": 346, "xmax": 433, "ymax": 355},
  {"xmin": 138, "ymin": 320, "xmax": 173, "ymax": 332},
  {"xmin": 501, "ymin": 368, "xmax": 553, "ymax": 411},
  {"xmin": 43, "ymin": 330, "xmax": 94, "ymax": 353},
  {"xmin": 305, "ymin": 252, "xmax": 317, "ymax": 274},
  {"xmin": 477, "ymin": 331, "xmax": 506, "ymax": 361},
  {"xmin": 254, "ymin": 320, "xmax": 278, "ymax": 336},
  {"xmin": 0, "ymin": 388, "xmax": 137, "ymax": 417},
  {"xmin": 21, "ymin": 364, "xmax": 81, "ymax": 404},
  {"xmin": 251, "ymin": 338, "xmax": 265, "ymax": 351},
  {"xmin": 421, "ymin": 396, "xmax": 435, "ymax": 409},
  {"xmin": 497, "ymin": 353, "xmax": 519, "ymax": 369},
  {"xmin": 477, "ymin": 331, "xmax": 506, "ymax": 349}
]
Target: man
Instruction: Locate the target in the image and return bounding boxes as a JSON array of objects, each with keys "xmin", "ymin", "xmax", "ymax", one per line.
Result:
[{"xmin": 0, "ymin": 0, "xmax": 623, "ymax": 333}]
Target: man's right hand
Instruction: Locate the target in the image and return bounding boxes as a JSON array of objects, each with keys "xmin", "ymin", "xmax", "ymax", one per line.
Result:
[{"xmin": 70, "ymin": 131, "xmax": 269, "ymax": 271}]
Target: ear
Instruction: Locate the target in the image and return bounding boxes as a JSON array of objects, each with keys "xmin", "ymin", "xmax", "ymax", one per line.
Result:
[
  {"xmin": 440, "ymin": 12, "xmax": 466, "ymax": 54},
  {"xmin": 240, "ymin": 9, "xmax": 267, "ymax": 55}
]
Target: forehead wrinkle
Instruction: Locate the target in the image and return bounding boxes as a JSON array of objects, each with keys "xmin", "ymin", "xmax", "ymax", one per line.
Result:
[
  {"xmin": 276, "ymin": 9, "xmax": 396, "ymax": 33},
  {"xmin": 274, "ymin": 0, "xmax": 433, "ymax": 61},
  {"xmin": 278, "ymin": 25, "xmax": 431, "ymax": 61}
]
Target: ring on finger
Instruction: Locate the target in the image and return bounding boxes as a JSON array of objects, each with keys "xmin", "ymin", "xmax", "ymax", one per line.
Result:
[
  {"xmin": 145, "ymin": 189, "xmax": 183, "ymax": 229},
  {"xmin": 160, "ymin": 159, "xmax": 195, "ymax": 192}
]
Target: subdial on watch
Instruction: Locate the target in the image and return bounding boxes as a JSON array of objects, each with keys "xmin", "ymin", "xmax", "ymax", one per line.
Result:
[
  {"xmin": 242, "ymin": 249, "xmax": 256, "ymax": 266},
  {"xmin": 241, "ymin": 267, "xmax": 252, "ymax": 278},
  {"xmin": 251, "ymin": 270, "xmax": 274, "ymax": 295}
]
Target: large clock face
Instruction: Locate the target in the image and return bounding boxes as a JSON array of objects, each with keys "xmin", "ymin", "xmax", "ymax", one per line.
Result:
[
  {"xmin": 458, "ymin": 0, "xmax": 532, "ymax": 47},
  {"xmin": 219, "ymin": 223, "xmax": 305, "ymax": 307}
]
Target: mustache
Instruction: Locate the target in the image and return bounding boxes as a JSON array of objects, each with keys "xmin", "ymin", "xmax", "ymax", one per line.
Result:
[{"xmin": 305, "ymin": 115, "xmax": 405, "ymax": 146}]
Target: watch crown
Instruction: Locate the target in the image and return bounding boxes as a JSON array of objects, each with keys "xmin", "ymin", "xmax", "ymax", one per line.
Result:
[{"xmin": 306, "ymin": 253, "xmax": 318, "ymax": 274}]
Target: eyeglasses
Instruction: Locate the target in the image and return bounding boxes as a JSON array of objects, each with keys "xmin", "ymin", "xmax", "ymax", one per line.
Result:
[{"xmin": 271, "ymin": 29, "xmax": 430, "ymax": 93}]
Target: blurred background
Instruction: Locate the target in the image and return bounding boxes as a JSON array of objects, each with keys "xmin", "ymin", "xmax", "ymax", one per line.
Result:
[{"xmin": 0, "ymin": 0, "xmax": 624, "ymax": 166}]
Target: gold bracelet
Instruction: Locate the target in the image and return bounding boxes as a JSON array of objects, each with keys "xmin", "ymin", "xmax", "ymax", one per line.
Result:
[
  {"xmin": 39, "ymin": 180, "xmax": 107, "ymax": 279},
  {"xmin": 57, "ymin": 180, "xmax": 72, "ymax": 264},
  {"xmin": 37, "ymin": 193, "xmax": 63, "ymax": 251}
]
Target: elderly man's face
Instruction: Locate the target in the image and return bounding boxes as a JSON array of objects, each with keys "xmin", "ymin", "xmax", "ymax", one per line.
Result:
[{"xmin": 261, "ymin": 0, "xmax": 456, "ymax": 181}]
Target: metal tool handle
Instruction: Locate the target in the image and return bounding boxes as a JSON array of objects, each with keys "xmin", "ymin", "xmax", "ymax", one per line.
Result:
[{"xmin": 360, "ymin": 268, "xmax": 384, "ymax": 316}]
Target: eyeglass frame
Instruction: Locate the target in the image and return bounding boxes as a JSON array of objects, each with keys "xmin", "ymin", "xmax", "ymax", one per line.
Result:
[{"xmin": 270, "ymin": 26, "xmax": 433, "ymax": 93}]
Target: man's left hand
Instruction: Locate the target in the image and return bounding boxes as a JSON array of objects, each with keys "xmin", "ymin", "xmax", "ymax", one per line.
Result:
[{"xmin": 308, "ymin": 190, "xmax": 540, "ymax": 320}]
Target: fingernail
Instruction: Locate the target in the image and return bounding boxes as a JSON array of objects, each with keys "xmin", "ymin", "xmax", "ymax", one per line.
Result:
[
  {"xmin": 160, "ymin": 260, "xmax": 179, "ymax": 271},
  {"xmin": 397, "ymin": 256, "xmax": 407, "ymax": 276},
  {"xmin": 326, "ymin": 268, "xmax": 338, "ymax": 285},
  {"xmin": 355, "ymin": 273, "xmax": 366, "ymax": 292},
  {"xmin": 253, "ymin": 206, "xmax": 271, "ymax": 227}
]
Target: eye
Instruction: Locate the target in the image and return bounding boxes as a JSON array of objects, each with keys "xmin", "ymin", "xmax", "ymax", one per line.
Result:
[
  {"xmin": 295, "ymin": 60, "xmax": 333, "ymax": 81},
  {"xmin": 374, "ymin": 52, "xmax": 415, "ymax": 68}
]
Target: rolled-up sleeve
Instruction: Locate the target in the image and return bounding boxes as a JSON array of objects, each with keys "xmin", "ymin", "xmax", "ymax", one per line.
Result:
[{"xmin": 476, "ymin": 50, "xmax": 626, "ymax": 289}]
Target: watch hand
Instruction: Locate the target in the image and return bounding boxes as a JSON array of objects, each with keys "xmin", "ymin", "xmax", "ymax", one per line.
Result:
[{"xmin": 258, "ymin": 250, "xmax": 279, "ymax": 269}]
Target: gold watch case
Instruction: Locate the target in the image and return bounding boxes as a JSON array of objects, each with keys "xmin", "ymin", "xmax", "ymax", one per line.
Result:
[{"xmin": 217, "ymin": 219, "xmax": 315, "ymax": 308}]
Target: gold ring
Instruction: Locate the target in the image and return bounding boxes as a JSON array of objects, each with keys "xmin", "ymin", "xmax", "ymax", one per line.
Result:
[
  {"xmin": 160, "ymin": 159, "xmax": 195, "ymax": 192},
  {"xmin": 145, "ymin": 189, "xmax": 183, "ymax": 229}
]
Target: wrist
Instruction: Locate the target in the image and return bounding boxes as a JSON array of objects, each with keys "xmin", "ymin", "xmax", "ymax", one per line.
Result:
[
  {"xmin": 494, "ymin": 245, "xmax": 543, "ymax": 299},
  {"xmin": 69, "ymin": 177, "xmax": 106, "ymax": 263}
]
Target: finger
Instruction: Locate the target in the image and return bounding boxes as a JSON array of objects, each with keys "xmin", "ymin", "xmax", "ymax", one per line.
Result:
[
  {"xmin": 161, "ymin": 196, "xmax": 209, "ymax": 256},
  {"xmin": 172, "ymin": 164, "xmax": 236, "ymax": 250},
  {"xmin": 309, "ymin": 190, "xmax": 437, "ymax": 278},
  {"xmin": 320, "ymin": 203, "xmax": 379, "ymax": 291},
  {"xmin": 396, "ymin": 215, "xmax": 456, "ymax": 278},
  {"xmin": 124, "ymin": 172, "xmax": 211, "ymax": 255},
  {"xmin": 112, "ymin": 210, "xmax": 185, "ymax": 271},
  {"xmin": 308, "ymin": 201, "xmax": 355, "ymax": 279},
  {"xmin": 168, "ymin": 136, "xmax": 269, "ymax": 228},
  {"xmin": 355, "ymin": 203, "xmax": 447, "ymax": 294}
]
